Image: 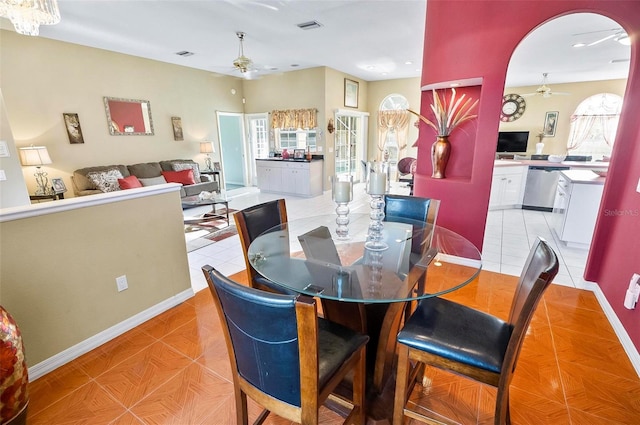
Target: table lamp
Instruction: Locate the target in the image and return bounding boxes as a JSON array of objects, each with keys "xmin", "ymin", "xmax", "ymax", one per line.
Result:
[
  {"xmin": 200, "ymin": 141, "xmax": 215, "ymax": 171},
  {"xmin": 19, "ymin": 145, "xmax": 53, "ymax": 195}
]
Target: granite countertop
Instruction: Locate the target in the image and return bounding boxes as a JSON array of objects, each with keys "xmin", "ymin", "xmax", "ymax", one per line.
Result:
[
  {"xmin": 494, "ymin": 159, "xmax": 609, "ymax": 169},
  {"xmin": 560, "ymin": 169, "xmax": 606, "ymax": 185}
]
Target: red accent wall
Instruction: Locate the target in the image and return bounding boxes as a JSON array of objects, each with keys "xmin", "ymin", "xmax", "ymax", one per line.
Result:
[{"xmin": 416, "ymin": 1, "xmax": 640, "ymax": 349}]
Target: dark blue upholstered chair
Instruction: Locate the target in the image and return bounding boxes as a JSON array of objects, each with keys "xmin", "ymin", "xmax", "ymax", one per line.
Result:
[
  {"xmin": 393, "ymin": 237, "xmax": 559, "ymax": 425},
  {"xmin": 234, "ymin": 199, "xmax": 295, "ymax": 294},
  {"xmin": 202, "ymin": 265, "xmax": 369, "ymax": 425}
]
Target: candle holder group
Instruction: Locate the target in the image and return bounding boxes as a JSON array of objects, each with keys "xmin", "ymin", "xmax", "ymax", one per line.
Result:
[
  {"xmin": 365, "ymin": 161, "xmax": 388, "ymax": 251},
  {"xmin": 331, "ymin": 175, "xmax": 354, "ymax": 240}
]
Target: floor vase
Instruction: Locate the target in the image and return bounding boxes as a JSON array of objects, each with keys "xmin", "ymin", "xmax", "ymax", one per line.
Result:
[
  {"xmin": 0, "ymin": 306, "xmax": 29, "ymax": 425},
  {"xmin": 431, "ymin": 136, "xmax": 451, "ymax": 179}
]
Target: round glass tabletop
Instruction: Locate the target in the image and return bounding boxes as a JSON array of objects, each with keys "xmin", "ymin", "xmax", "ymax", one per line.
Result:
[{"xmin": 247, "ymin": 213, "xmax": 482, "ymax": 303}]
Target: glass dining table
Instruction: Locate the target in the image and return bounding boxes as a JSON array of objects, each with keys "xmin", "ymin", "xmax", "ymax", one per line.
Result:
[{"xmin": 248, "ymin": 212, "xmax": 482, "ymax": 421}]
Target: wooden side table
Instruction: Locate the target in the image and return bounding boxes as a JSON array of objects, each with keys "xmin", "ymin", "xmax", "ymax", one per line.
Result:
[{"xmin": 29, "ymin": 193, "xmax": 64, "ymax": 203}]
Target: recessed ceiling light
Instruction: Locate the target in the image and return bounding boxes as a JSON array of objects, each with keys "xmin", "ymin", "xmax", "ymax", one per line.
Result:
[
  {"xmin": 290, "ymin": 64, "xmax": 299, "ymax": 68},
  {"xmin": 572, "ymin": 42, "xmax": 586, "ymax": 48},
  {"xmin": 381, "ymin": 72, "xmax": 388, "ymax": 76},
  {"xmin": 366, "ymin": 65, "xmax": 376, "ymax": 70},
  {"xmin": 405, "ymin": 61, "xmax": 413, "ymax": 65},
  {"xmin": 450, "ymin": 83, "xmax": 460, "ymax": 87},
  {"xmin": 175, "ymin": 51, "xmax": 194, "ymax": 57}
]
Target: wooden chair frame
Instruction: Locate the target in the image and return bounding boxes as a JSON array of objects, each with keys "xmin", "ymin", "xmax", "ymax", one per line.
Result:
[
  {"xmin": 393, "ymin": 237, "xmax": 559, "ymax": 425},
  {"xmin": 203, "ymin": 265, "xmax": 366, "ymax": 425},
  {"xmin": 234, "ymin": 198, "xmax": 288, "ymax": 292}
]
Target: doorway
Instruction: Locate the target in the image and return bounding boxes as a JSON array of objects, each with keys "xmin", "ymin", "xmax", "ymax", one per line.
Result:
[
  {"xmin": 216, "ymin": 112, "xmax": 248, "ymax": 191},
  {"xmin": 245, "ymin": 113, "xmax": 269, "ymax": 187},
  {"xmin": 334, "ymin": 110, "xmax": 368, "ymax": 182}
]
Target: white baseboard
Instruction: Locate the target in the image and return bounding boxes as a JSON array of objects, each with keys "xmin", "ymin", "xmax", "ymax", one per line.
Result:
[
  {"xmin": 28, "ymin": 288, "xmax": 195, "ymax": 381},
  {"xmin": 586, "ymin": 281, "xmax": 640, "ymax": 378}
]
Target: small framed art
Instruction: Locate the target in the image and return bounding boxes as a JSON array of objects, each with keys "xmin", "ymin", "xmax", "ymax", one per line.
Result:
[
  {"xmin": 171, "ymin": 116, "xmax": 184, "ymax": 141},
  {"xmin": 543, "ymin": 111, "xmax": 558, "ymax": 137},
  {"xmin": 213, "ymin": 162, "xmax": 221, "ymax": 171},
  {"xmin": 51, "ymin": 178, "xmax": 67, "ymax": 194},
  {"xmin": 293, "ymin": 149, "xmax": 306, "ymax": 160},
  {"xmin": 344, "ymin": 78, "xmax": 359, "ymax": 108},
  {"xmin": 63, "ymin": 113, "xmax": 85, "ymax": 144}
]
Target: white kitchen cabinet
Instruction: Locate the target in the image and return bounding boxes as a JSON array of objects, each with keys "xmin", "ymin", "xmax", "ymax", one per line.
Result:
[
  {"xmin": 256, "ymin": 159, "xmax": 323, "ymax": 197},
  {"xmin": 552, "ymin": 171, "xmax": 605, "ymax": 248},
  {"xmin": 489, "ymin": 165, "xmax": 527, "ymax": 209}
]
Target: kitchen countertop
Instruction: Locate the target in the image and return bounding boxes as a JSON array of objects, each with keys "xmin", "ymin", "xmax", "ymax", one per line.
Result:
[
  {"xmin": 256, "ymin": 157, "xmax": 323, "ymax": 163},
  {"xmin": 494, "ymin": 159, "xmax": 609, "ymax": 169},
  {"xmin": 560, "ymin": 169, "xmax": 606, "ymax": 185}
]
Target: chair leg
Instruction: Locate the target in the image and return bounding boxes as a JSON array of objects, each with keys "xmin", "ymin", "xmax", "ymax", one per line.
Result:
[
  {"xmin": 235, "ymin": 388, "xmax": 249, "ymax": 425},
  {"xmin": 495, "ymin": 386, "xmax": 510, "ymax": 425},
  {"xmin": 352, "ymin": 348, "xmax": 367, "ymax": 425},
  {"xmin": 393, "ymin": 344, "xmax": 411, "ymax": 425}
]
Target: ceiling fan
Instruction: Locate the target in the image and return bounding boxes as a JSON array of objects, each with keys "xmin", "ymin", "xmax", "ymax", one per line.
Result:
[
  {"xmin": 233, "ymin": 31, "xmax": 253, "ymax": 74},
  {"xmin": 572, "ymin": 27, "xmax": 630, "ymax": 47},
  {"xmin": 522, "ymin": 73, "xmax": 570, "ymax": 98}
]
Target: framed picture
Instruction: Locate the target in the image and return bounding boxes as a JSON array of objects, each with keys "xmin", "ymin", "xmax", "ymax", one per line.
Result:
[
  {"xmin": 543, "ymin": 111, "xmax": 559, "ymax": 137},
  {"xmin": 63, "ymin": 113, "xmax": 85, "ymax": 144},
  {"xmin": 213, "ymin": 162, "xmax": 221, "ymax": 171},
  {"xmin": 344, "ymin": 78, "xmax": 359, "ymax": 108},
  {"xmin": 171, "ymin": 116, "xmax": 184, "ymax": 141},
  {"xmin": 293, "ymin": 149, "xmax": 306, "ymax": 160},
  {"xmin": 51, "ymin": 178, "xmax": 67, "ymax": 194}
]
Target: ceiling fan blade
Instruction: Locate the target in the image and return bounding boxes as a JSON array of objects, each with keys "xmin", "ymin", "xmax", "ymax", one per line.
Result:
[{"xmin": 586, "ymin": 33, "xmax": 618, "ymax": 47}]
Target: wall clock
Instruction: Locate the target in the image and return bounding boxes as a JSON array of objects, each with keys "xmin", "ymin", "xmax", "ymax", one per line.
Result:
[{"xmin": 500, "ymin": 93, "xmax": 526, "ymax": 122}]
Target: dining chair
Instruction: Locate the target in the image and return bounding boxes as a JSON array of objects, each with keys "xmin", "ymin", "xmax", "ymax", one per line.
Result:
[
  {"xmin": 202, "ymin": 265, "xmax": 369, "ymax": 425},
  {"xmin": 393, "ymin": 237, "xmax": 559, "ymax": 425},
  {"xmin": 234, "ymin": 198, "xmax": 293, "ymax": 294}
]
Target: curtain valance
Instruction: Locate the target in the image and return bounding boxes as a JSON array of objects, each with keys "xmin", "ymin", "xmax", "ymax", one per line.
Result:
[{"xmin": 271, "ymin": 108, "xmax": 317, "ymax": 129}]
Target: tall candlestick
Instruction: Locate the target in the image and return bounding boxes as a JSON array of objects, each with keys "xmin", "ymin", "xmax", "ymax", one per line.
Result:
[
  {"xmin": 369, "ymin": 172, "xmax": 386, "ymax": 195},
  {"xmin": 334, "ymin": 181, "xmax": 352, "ymax": 203}
]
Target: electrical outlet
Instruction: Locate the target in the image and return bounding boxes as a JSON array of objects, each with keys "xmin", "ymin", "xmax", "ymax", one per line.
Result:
[{"xmin": 116, "ymin": 275, "xmax": 128, "ymax": 292}]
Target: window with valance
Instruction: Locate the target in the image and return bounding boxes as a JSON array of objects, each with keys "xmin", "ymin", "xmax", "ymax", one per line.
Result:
[{"xmin": 271, "ymin": 108, "xmax": 318, "ymax": 150}]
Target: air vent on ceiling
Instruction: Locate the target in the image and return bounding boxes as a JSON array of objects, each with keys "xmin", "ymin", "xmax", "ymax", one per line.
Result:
[
  {"xmin": 610, "ymin": 58, "xmax": 630, "ymax": 63},
  {"xmin": 175, "ymin": 51, "xmax": 194, "ymax": 57},
  {"xmin": 297, "ymin": 21, "xmax": 323, "ymax": 30}
]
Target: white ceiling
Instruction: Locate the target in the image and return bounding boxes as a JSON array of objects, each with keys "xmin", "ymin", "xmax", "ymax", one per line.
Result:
[{"xmin": 0, "ymin": 2, "xmax": 631, "ymax": 87}]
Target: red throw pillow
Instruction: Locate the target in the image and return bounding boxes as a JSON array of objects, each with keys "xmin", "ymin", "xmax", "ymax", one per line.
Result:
[
  {"xmin": 162, "ymin": 169, "xmax": 195, "ymax": 185},
  {"xmin": 118, "ymin": 175, "xmax": 143, "ymax": 189}
]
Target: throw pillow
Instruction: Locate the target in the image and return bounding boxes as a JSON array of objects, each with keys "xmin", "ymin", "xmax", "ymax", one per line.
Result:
[
  {"xmin": 171, "ymin": 162, "xmax": 201, "ymax": 183},
  {"xmin": 162, "ymin": 169, "xmax": 195, "ymax": 185},
  {"xmin": 86, "ymin": 169, "xmax": 124, "ymax": 193},
  {"xmin": 118, "ymin": 175, "xmax": 143, "ymax": 190},
  {"xmin": 138, "ymin": 176, "xmax": 168, "ymax": 186}
]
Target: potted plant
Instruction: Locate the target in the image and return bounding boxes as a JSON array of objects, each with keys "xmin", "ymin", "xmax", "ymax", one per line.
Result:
[{"xmin": 407, "ymin": 89, "xmax": 478, "ymax": 178}]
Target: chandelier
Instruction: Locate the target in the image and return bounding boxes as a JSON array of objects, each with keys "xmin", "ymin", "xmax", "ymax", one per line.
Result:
[
  {"xmin": 0, "ymin": 0, "xmax": 61, "ymax": 36},
  {"xmin": 233, "ymin": 32, "xmax": 253, "ymax": 73}
]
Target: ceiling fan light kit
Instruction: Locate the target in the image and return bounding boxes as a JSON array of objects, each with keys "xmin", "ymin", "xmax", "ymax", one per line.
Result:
[
  {"xmin": 233, "ymin": 31, "xmax": 253, "ymax": 73},
  {"xmin": 522, "ymin": 73, "xmax": 570, "ymax": 98}
]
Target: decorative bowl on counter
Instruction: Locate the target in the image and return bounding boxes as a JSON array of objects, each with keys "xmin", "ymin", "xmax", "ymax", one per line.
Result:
[{"xmin": 547, "ymin": 155, "xmax": 566, "ymax": 163}]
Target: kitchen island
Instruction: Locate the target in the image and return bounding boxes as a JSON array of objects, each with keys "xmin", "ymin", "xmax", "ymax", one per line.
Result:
[
  {"xmin": 256, "ymin": 158, "xmax": 324, "ymax": 197},
  {"xmin": 552, "ymin": 170, "xmax": 605, "ymax": 248}
]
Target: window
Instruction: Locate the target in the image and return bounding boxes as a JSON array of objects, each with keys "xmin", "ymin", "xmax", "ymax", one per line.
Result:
[
  {"xmin": 567, "ymin": 93, "xmax": 622, "ymax": 160},
  {"xmin": 277, "ymin": 129, "xmax": 317, "ymax": 150}
]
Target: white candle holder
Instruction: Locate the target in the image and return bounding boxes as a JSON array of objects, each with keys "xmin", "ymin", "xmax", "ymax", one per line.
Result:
[
  {"xmin": 331, "ymin": 175, "xmax": 353, "ymax": 240},
  {"xmin": 365, "ymin": 161, "xmax": 388, "ymax": 251}
]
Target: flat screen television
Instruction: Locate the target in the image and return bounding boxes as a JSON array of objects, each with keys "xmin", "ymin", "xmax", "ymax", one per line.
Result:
[{"xmin": 497, "ymin": 131, "xmax": 529, "ymax": 153}]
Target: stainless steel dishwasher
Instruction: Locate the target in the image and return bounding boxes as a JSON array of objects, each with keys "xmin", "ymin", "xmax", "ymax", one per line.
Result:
[{"xmin": 522, "ymin": 166, "xmax": 570, "ymax": 211}]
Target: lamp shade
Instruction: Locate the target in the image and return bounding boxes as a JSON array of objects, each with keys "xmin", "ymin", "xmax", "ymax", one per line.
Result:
[
  {"xmin": 19, "ymin": 145, "xmax": 52, "ymax": 166},
  {"xmin": 200, "ymin": 141, "xmax": 215, "ymax": 154}
]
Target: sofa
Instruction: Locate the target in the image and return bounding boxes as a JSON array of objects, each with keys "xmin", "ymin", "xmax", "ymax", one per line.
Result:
[{"xmin": 71, "ymin": 159, "xmax": 219, "ymax": 198}]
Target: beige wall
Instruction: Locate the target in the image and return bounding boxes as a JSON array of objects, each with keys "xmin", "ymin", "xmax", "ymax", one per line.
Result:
[
  {"xmin": 500, "ymin": 79, "xmax": 627, "ymax": 156},
  {"xmin": 0, "ymin": 188, "xmax": 192, "ymax": 365},
  {"xmin": 0, "ymin": 90, "xmax": 30, "ymax": 208},
  {"xmin": 0, "ymin": 30, "xmax": 244, "ymax": 197}
]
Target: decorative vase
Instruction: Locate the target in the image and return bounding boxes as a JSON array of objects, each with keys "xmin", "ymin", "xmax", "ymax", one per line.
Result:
[
  {"xmin": 431, "ymin": 135, "xmax": 451, "ymax": 179},
  {"xmin": 1, "ymin": 306, "xmax": 29, "ymax": 425}
]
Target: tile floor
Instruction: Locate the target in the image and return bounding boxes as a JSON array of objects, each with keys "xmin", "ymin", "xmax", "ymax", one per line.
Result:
[{"xmin": 26, "ymin": 183, "xmax": 640, "ymax": 424}]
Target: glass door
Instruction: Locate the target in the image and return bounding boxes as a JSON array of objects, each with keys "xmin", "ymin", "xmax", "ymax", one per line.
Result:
[
  {"xmin": 245, "ymin": 113, "xmax": 269, "ymax": 186},
  {"xmin": 334, "ymin": 111, "xmax": 367, "ymax": 182}
]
